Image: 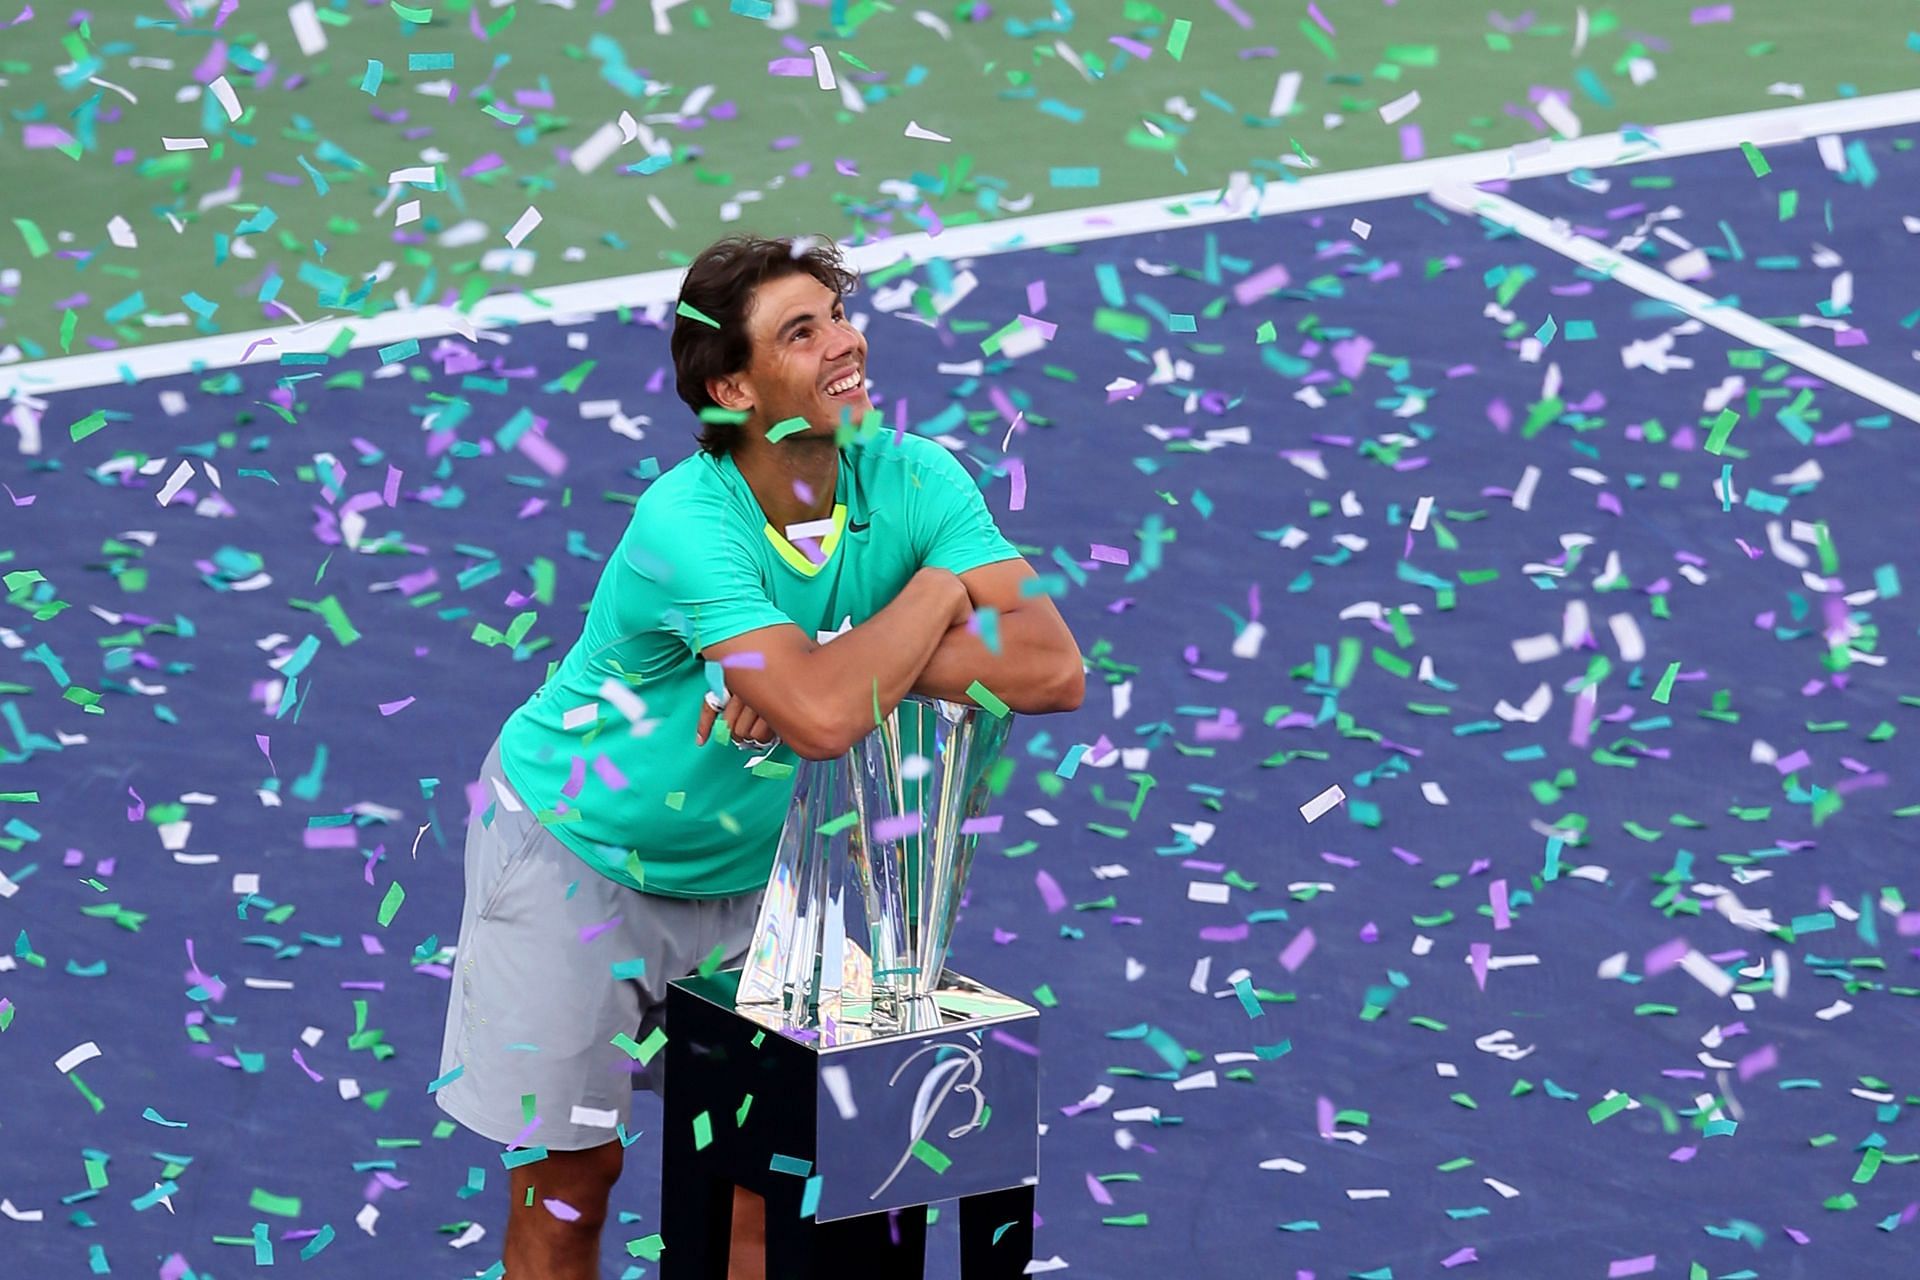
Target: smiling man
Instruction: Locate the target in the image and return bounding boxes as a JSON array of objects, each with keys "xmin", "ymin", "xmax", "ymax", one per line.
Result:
[{"xmin": 435, "ymin": 233, "xmax": 1084, "ymax": 1279}]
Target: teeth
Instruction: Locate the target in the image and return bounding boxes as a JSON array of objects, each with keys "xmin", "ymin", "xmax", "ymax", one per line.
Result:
[{"xmin": 825, "ymin": 372, "xmax": 860, "ymax": 395}]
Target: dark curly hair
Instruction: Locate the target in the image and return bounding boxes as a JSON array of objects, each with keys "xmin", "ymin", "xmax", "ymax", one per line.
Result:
[{"xmin": 670, "ymin": 234, "xmax": 862, "ymax": 458}]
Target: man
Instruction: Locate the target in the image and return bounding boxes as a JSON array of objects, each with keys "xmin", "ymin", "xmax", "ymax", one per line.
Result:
[{"xmin": 435, "ymin": 232, "xmax": 1085, "ymax": 1279}]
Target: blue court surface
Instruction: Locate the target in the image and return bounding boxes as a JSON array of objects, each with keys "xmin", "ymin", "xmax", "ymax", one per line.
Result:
[{"xmin": 4, "ymin": 123, "xmax": 1919, "ymax": 1280}]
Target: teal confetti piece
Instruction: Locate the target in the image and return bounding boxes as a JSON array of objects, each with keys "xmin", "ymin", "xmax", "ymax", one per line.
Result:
[
  {"xmin": 427, "ymin": 1064, "xmax": 464, "ymax": 1093},
  {"xmin": 800, "ymin": 1175, "xmax": 822, "ymax": 1219},
  {"xmin": 1232, "ymin": 976, "xmax": 1263, "ymax": 1018},
  {"xmin": 360, "ymin": 60, "xmax": 384, "ymax": 95},
  {"xmin": 299, "ymin": 1224, "xmax": 336, "ymax": 1260},
  {"xmin": 1049, "ymin": 167, "xmax": 1101, "ymax": 188},
  {"xmin": 377, "ymin": 337, "xmax": 419, "ymax": 365},
  {"xmin": 501, "ymin": 1145, "xmax": 549, "ymax": 1169},
  {"xmin": 407, "ymin": 52, "xmax": 455, "ymax": 71},
  {"xmin": 611, "ymin": 957, "xmax": 648, "ymax": 980},
  {"xmin": 142, "ymin": 1107, "xmax": 188, "ymax": 1127}
]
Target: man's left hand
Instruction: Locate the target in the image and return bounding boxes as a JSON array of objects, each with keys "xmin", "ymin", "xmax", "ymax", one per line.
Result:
[{"xmin": 695, "ymin": 691, "xmax": 779, "ymax": 749}]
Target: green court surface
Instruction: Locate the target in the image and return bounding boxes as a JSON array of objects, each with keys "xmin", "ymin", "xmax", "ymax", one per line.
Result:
[{"xmin": 2, "ymin": 0, "xmax": 1915, "ymax": 363}]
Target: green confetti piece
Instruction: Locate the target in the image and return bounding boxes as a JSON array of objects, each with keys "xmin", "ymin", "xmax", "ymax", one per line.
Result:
[
  {"xmin": 626, "ymin": 1233, "xmax": 666, "ymax": 1260},
  {"xmin": 767, "ymin": 416, "xmax": 812, "ymax": 443},
  {"xmin": 966, "ymin": 681, "xmax": 1010, "ymax": 718},
  {"xmin": 1588, "ymin": 1092, "xmax": 1632, "ymax": 1124},
  {"xmin": 1652, "ymin": 661, "xmax": 1680, "ymax": 705},
  {"xmin": 391, "ymin": 1, "xmax": 434, "ymax": 23},
  {"xmin": 693, "ymin": 1111, "xmax": 714, "ymax": 1151},
  {"xmin": 1704, "ymin": 408, "xmax": 1740, "ymax": 454},
  {"xmin": 610, "ymin": 1032, "xmax": 645, "ymax": 1058},
  {"xmin": 69, "ymin": 410, "xmax": 110, "ymax": 442},
  {"xmin": 249, "ymin": 1188, "xmax": 302, "ymax": 1218},
  {"xmin": 1740, "ymin": 141, "xmax": 1771, "ymax": 178},
  {"xmin": 376, "ymin": 881, "xmax": 405, "ymax": 927},
  {"xmin": 1165, "ymin": 18, "xmax": 1191, "ymax": 58},
  {"xmin": 677, "ymin": 300, "xmax": 722, "ymax": 329},
  {"xmin": 1093, "ymin": 308, "xmax": 1150, "ymax": 343},
  {"xmin": 637, "ymin": 1025, "xmax": 668, "ymax": 1064},
  {"xmin": 11, "ymin": 217, "xmax": 49, "ymax": 259}
]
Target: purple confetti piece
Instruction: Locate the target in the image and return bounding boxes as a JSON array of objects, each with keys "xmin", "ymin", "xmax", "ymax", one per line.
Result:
[{"xmin": 1035, "ymin": 870, "xmax": 1068, "ymax": 914}]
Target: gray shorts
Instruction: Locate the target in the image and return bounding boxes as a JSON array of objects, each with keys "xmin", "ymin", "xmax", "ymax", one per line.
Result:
[{"xmin": 435, "ymin": 736, "xmax": 763, "ymax": 1151}]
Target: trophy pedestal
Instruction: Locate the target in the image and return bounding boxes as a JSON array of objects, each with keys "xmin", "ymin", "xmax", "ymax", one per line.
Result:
[{"xmin": 659, "ymin": 966, "xmax": 1039, "ymax": 1279}]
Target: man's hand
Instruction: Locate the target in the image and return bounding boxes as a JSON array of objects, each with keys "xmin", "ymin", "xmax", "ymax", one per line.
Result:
[{"xmin": 695, "ymin": 691, "xmax": 779, "ymax": 748}]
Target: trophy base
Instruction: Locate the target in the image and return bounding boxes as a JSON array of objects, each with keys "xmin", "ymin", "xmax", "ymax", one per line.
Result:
[{"xmin": 659, "ymin": 967, "xmax": 1039, "ymax": 1277}]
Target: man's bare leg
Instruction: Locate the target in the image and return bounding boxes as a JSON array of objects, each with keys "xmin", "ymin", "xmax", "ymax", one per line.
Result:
[
  {"xmin": 729, "ymin": 1185, "xmax": 766, "ymax": 1280},
  {"xmin": 504, "ymin": 1140, "xmax": 624, "ymax": 1279}
]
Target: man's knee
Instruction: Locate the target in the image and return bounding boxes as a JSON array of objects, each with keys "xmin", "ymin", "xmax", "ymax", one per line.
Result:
[{"xmin": 512, "ymin": 1140, "xmax": 624, "ymax": 1229}]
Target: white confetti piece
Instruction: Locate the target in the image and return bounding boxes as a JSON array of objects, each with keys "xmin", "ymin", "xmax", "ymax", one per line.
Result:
[
  {"xmin": 569, "ymin": 1105, "xmax": 620, "ymax": 1129},
  {"xmin": 1379, "ymin": 91, "xmax": 1420, "ymax": 125},
  {"xmin": 903, "ymin": 120, "xmax": 952, "ymax": 142},
  {"xmin": 1511, "ymin": 464, "xmax": 1541, "ymax": 511},
  {"xmin": 1511, "ymin": 634, "xmax": 1561, "ymax": 664},
  {"xmin": 157, "ymin": 461, "xmax": 194, "ymax": 506},
  {"xmin": 1269, "ymin": 70, "xmax": 1300, "ymax": 118},
  {"xmin": 1259, "ymin": 1156, "xmax": 1307, "ymax": 1173},
  {"xmin": 570, "ymin": 121, "xmax": 625, "ymax": 175},
  {"xmin": 1187, "ymin": 882, "xmax": 1231, "ymax": 904},
  {"xmin": 288, "ymin": 1, "xmax": 327, "ymax": 55},
  {"xmin": 503, "ymin": 206, "xmax": 543, "ymax": 248},
  {"xmin": 810, "ymin": 45, "xmax": 836, "ymax": 91},
  {"xmin": 56, "ymin": 1042, "xmax": 102, "ymax": 1074},
  {"xmin": 1350, "ymin": 218, "xmax": 1371, "ymax": 240},
  {"xmin": 162, "ymin": 137, "xmax": 208, "ymax": 151},
  {"xmin": 1421, "ymin": 781, "xmax": 1449, "ymax": 806},
  {"xmin": 1298, "ymin": 785, "xmax": 1345, "ymax": 824},
  {"xmin": 1681, "ymin": 949, "xmax": 1735, "ymax": 998},
  {"xmin": 207, "ymin": 75, "xmax": 242, "ymax": 122},
  {"xmin": 820, "ymin": 1064, "xmax": 858, "ymax": 1119},
  {"xmin": 1537, "ymin": 94, "xmax": 1582, "ymax": 139}
]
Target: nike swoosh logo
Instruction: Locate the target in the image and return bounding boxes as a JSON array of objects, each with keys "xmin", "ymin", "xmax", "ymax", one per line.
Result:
[{"xmin": 848, "ymin": 519, "xmax": 871, "ymax": 533}]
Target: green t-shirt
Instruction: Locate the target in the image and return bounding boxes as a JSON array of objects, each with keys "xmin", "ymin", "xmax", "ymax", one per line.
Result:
[{"xmin": 497, "ymin": 429, "xmax": 1020, "ymax": 898}]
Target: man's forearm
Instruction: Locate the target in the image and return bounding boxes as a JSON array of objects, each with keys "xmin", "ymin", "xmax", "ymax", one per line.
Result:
[{"xmin": 908, "ymin": 607, "xmax": 1081, "ymax": 713}]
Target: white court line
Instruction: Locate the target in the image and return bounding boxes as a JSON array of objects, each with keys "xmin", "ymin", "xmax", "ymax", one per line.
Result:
[
  {"xmin": 5, "ymin": 88, "xmax": 1920, "ymax": 401},
  {"xmin": 1431, "ymin": 184, "xmax": 1920, "ymax": 426}
]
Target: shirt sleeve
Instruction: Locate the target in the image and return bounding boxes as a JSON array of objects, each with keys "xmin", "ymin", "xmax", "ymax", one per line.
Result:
[
  {"xmin": 905, "ymin": 436, "xmax": 1022, "ymax": 576},
  {"xmin": 620, "ymin": 495, "xmax": 795, "ymax": 656}
]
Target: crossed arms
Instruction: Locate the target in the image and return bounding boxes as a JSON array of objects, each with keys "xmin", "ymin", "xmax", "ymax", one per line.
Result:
[{"xmin": 695, "ymin": 558, "xmax": 1085, "ymax": 760}]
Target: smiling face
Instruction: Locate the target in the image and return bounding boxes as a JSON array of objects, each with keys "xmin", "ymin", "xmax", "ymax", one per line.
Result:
[{"xmin": 708, "ymin": 271, "xmax": 870, "ymax": 446}]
